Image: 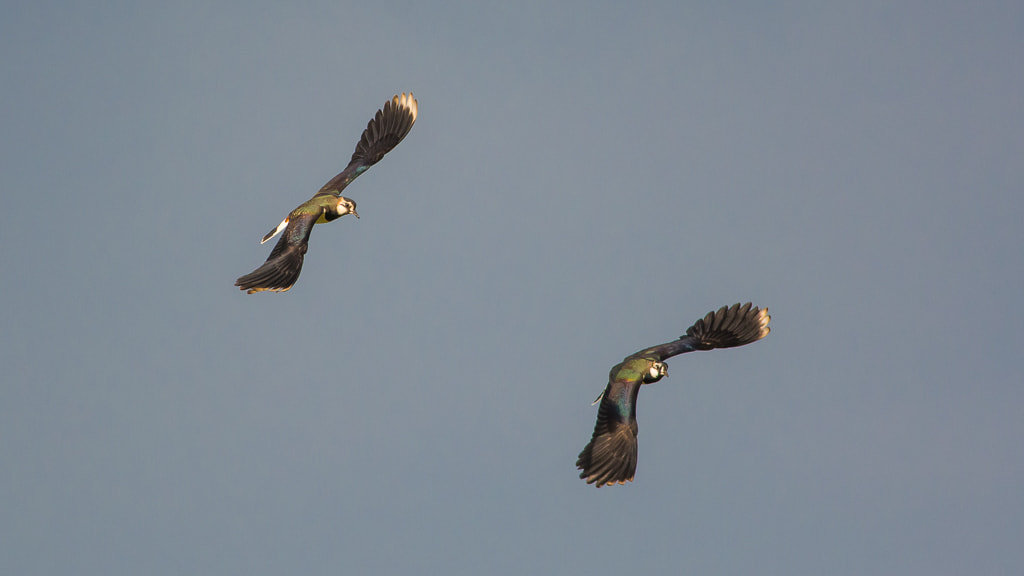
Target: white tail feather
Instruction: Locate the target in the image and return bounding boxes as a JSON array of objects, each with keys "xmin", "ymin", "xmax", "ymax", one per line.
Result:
[{"xmin": 261, "ymin": 217, "xmax": 288, "ymax": 244}]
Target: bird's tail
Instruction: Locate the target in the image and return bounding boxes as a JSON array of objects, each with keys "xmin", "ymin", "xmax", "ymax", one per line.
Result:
[
  {"xmin": 262, "ymin": 217, "xmax": 289, "ymax": 244},
  {"xmin": 685, "ymin": 303, "xmax": 771, "ymax": 350}
]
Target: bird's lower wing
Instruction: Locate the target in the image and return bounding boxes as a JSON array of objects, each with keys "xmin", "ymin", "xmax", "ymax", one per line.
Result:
[
  {"xmin": 577, "ymin": 381, "xmax": 641, "ymax": 487},
  {"xmin": 235, "ymin": 216, "xmax": 314, "ymax": 294}
]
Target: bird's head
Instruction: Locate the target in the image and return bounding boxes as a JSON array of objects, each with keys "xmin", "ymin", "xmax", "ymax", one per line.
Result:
[
  {"xmin": 325, "ymin": 197, "xmax": 359, "ymax": 222},
  {"xmin": 642, "ymin": 361, "xmax": 668, "ymax": 384},
  {"xmin": 335, "ymin": 197, "xmax": 359, "ymax": 219},
  {"xmin": 325, "ymin": 195, "xmax": 362, "ymax": 220}
]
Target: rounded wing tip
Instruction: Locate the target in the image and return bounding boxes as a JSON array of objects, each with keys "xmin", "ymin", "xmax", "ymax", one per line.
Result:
[
  {"xmin": 756, "ymin": 305, "xmax": 771, "ymax": 339},
  {"xmin": 234, "ymin": 282, "xmax": 293, "ymax": 295},
  {"xmin": 581, "ymin": 475, "xmax": 634, "ymax": 488},
  {"xmin": 576, "ymin": 440, "xmax": 638, "ymax": 488},
  {"xmin": 728, "ymin": 302, "xmax": 772, "ymax": 341},
  {"xmin": 577, "ymin": 464, "xmax": 635, "ymax": 487},
  {"xmin": 393, "ymin": 92, "xmax": 418, "ymax": 122}
]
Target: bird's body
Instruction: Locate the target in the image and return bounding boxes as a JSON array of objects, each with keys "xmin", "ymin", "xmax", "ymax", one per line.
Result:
[
  {"xmin": 576, "ymin": 302, "xmax": 771, "ymax": 487},
  {"xmin": 236, "ymin": 93, "xmax": 418, "ymax": 294}
]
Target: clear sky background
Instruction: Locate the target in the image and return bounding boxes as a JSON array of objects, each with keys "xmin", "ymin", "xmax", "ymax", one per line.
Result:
[{"xmin": 3, "ymin": 2, "xmax": 1022, "ymax": 574}]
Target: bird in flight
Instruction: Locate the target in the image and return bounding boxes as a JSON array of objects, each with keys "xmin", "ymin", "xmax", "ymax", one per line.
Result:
[
  {"xmin": 576, "ymin": 302, "xmax": 771, "ymax": 487},
  {"xmin": 236, "ymin": 93, "xmax": 418, "ymax": 293}
]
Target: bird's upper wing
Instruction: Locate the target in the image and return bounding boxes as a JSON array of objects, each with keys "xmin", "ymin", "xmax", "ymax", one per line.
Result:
[
  {"xmin": 235, "ymin": 212, "xmax": 317, "ymax": 293},
  {"xmin": 576, "ymin": 372, "xmax": 642, "ymax": 487},
  {"xmin": 314, "ymin": 93, "xmax": 418, "ymax": 198},
  {"xmin": 631, "ymin": 302, "xmax": 771, "ymax": 362}
]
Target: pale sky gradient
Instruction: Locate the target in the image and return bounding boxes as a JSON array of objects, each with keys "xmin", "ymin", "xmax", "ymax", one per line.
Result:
[{"xmin": 3, "ymin": 2, "xmax": 1023, "ymax": 574}]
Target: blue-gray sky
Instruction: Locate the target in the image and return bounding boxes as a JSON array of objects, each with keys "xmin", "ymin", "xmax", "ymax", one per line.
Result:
[{"xmin": 3, "ymin": 1, "xmax": 1022, "ymax": 574}]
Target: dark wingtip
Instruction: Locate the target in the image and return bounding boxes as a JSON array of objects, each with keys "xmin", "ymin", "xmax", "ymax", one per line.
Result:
[
  {"xmin": 576, "ymin": 432, "xmax": 638, "ymax": 487},
  {"xmin": 234, "ymin": 269, "xmax": 297, "ymax": 294},
  {"xmin": 235, "ymin": 246, "xmax": 305, "ymax": 294},
  {"xmin": 576, "ymin": 446, "xmax": 636, "ymax": 488}
]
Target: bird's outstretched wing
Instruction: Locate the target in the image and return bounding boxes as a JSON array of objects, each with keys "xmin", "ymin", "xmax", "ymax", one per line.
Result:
[
  {"xmin": 632, "ymin": 303, "xmax": 771, "ymax": 362},
  {"xmin": 234, "ymin": 213, "xmax": 317, "ymax": 293},
  {"xmin": 576, "ymin": 371, "xmax": 642, "ymax": 487},
  {"xmin": 315, "ymin": 93, "xmax": 418, "ymax": 198}
]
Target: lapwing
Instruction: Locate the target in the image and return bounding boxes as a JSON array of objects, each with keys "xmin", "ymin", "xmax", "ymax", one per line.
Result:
[
  {"xmin": 236, "ymin": 93, "xmax": 418, "ymax": 293},
  {"xmin": 577, "ymin": 303, "xmax": 771, "ymax": 487}
]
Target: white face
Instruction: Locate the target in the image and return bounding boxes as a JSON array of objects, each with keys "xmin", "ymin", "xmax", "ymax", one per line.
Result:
[
  {"xmin": 646, "ymin": 362, "xmax": 668, "ymax": 383},
  {"xmin": 333, "ymin": 198, "xmax": 357, "ymax": 219}
]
